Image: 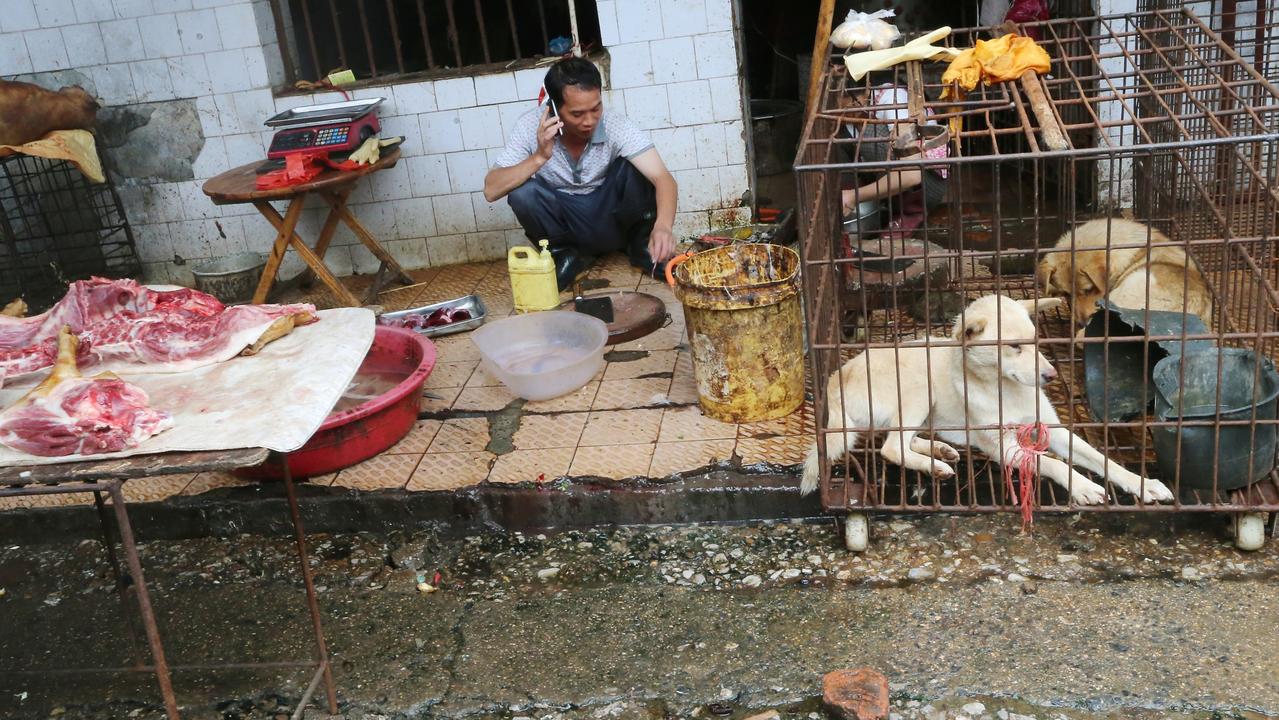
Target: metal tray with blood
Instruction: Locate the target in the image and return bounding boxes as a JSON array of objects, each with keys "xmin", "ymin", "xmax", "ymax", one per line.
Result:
[{"xmin": 378, "ymin": 294, "xmax": 488, "ymax": 337}]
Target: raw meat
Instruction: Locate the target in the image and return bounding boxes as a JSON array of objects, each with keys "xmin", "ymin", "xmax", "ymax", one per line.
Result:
[
  {"xmin": 426, "ymin": 307, "xmax": 470, "ymax": 326},
  {"xmin": 0, "ymin": 278, "xmax": 317, "ymax": 382},
  {"xmin": 0, "ymin": 328, "xmax": 173, "ymax": 457},
  {"xmin": 380, "ymin": 307, "xmax": 470, "ymax": 330}
]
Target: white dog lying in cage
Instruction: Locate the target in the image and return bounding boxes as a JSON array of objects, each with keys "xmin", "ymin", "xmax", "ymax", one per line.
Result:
[{"xmin": 800, "ymin": 294, "xmax": 1175, "ymax": 506}]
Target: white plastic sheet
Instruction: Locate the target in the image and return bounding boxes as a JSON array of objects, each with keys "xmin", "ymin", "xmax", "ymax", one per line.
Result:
[{"xmin": 0, "ymin": 308, "xmax": 375, "ymax": 468}]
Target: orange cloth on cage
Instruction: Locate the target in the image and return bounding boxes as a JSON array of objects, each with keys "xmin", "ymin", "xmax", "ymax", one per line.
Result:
[{"xmin": 939, "ymin": 33, "xmax": 1051, "ymax": 99}]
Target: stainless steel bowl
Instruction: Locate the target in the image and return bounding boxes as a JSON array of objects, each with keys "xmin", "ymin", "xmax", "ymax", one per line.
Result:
[{"xmin": 842, "ymin": 200, "xmax": 881, "ymax": 237}]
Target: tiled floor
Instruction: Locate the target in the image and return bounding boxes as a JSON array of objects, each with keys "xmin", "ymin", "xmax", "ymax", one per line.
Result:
[{"xmin": 0, "ymin": 252, "xmax": 813, "ymax": 510}]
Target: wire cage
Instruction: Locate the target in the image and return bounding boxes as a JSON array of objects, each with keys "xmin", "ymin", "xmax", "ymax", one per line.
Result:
[
  {"xmin": 1138, "ymin": 0, "xmax": 1279, "ymax": 85},
  {"xmin": 794, "ymin": 7, "xmax": 1279, "ymax": 550},
  {"xmin": 0, "ymin": 151, "xmax": 140, "ymax": 314}
]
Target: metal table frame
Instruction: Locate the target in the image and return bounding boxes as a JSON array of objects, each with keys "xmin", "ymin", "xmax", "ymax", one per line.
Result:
[{"xmin": 0, "ymin": 448, "xmax": 338, "ymax": 719}]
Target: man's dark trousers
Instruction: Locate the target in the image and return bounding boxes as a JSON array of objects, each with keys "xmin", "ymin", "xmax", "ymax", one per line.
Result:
[{"xmin": 506, "ymin": 158, "xmax": 659, "ymax": 288}]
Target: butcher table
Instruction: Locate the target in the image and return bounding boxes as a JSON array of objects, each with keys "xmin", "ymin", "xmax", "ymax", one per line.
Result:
[
  {"xmin": 0, "ymin": 449, "xmax": 338, "ymax": 720},
  {"xmin": 202, "ymin": 149, "xmax": 412, "ymax": 307}
]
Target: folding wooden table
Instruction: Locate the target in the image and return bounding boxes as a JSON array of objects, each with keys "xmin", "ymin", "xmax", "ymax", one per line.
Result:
[{"xmin": 202, "ymin": 149, "xmax": 412, "ymax": 306}]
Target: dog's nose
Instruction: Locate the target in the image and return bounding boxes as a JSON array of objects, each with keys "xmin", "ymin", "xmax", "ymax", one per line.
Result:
[{"xmin": 1041, "ymin": 366, "xmax": 1058, "ymax": 381}]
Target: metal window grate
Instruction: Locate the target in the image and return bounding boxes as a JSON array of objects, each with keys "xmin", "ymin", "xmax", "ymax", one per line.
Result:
[
  {"xmin": 0, "ymin": 154, "xmax": 140, "ymax": 314},
  {"xmin": 796, "ymin": 7, "xmax": 1279, "ymax": 517},
  {"xmin": 269, "ymin": 0, "xmax": 602, "ymax": 86}
]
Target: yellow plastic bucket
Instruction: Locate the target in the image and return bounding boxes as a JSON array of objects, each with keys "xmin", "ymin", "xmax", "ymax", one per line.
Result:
[{"xmin": 666, "ymin": 243, "xmax": 804, "ymax": 423}]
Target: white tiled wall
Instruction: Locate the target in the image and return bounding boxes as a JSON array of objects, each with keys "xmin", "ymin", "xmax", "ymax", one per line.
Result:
[
  {"xmin": 597, "ymin": 0, "xmax": 750, "ymax": 239},
  {"xmin": 1, "ymin": 0, "xmax": 750, "ymax": 285}
]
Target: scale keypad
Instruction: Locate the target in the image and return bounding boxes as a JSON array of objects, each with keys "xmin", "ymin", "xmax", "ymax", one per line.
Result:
[
  {"xmin": 314, "ymin": 127, "xmax": 349, "ymax": 146},
  {"xmin": 270, "ymin": 126, "xmax": 351, "ymax": 153}
]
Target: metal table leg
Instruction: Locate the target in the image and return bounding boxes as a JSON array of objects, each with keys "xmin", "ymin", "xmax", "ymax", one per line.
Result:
[
  {"xmin": 93, "ymin": 489, "xmax": 145, "ymax": 668},
  {"xmin": 281, "ymin": 456, "xmax": 339, "ymax": 715},
  {"xmin": 106, "ymin": 480, "xmax": 180, "ymax": 720}
]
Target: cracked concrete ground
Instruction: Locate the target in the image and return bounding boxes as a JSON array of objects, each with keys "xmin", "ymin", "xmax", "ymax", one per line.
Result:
[{"xmin": 0, "ymin": 512, "xmax": 1276, "ymax": 720}]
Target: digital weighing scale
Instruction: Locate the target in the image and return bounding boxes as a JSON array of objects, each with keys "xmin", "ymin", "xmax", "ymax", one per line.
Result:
[{"xmin": 263, "ymin": 97, "xmax": 385, "ymax": 159}]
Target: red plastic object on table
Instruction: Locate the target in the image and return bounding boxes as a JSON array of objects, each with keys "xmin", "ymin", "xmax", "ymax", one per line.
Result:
[
  {"xmin": 237, "ymin": 325, "xmax": 437, "ymax": 479},
  {"xmin": 254, "ymin": 153, "xmax": 325, "ymax": 190}
]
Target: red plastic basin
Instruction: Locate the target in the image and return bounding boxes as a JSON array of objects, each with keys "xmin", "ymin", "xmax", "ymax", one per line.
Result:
[{"xmin": 238, "ymin": 325, "xmax": 437, "ymax": 480}]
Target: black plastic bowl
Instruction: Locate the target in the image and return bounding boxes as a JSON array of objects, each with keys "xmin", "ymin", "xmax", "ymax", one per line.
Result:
[
  {"xmin": 1152, "ymin": 348, "xmax": 1279, "ymax": 491},
  {"xmin": 1082, "ymin": 301, "xmax": 1212, "ymax": 422}
]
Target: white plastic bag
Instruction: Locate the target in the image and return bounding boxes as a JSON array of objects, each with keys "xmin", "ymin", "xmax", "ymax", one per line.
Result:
[{"xmin": 830, "ymin": 9, "xmax": 901, "ymax": 51}]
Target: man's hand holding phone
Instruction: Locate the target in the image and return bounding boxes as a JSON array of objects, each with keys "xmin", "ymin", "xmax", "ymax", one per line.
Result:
[{"xmin": 535, "ymin": 102, "xmax": 563, "ymax": 163}]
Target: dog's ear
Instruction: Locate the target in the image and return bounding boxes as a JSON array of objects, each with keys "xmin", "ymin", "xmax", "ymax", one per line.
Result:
[
  {"xmin": 956, "ymin": 315, "xmax": 987, "ymax": 341},
  {"xmin": 1017, "ymin": 297, "xmax": 1065, "ymax": 314},
  {"xmin": 1077, "ymin": 256, "xmax": 1108, "ymax": 293}
]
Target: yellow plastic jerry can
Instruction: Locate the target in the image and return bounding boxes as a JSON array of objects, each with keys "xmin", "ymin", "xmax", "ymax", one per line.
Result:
[{"xmin": 508, "ymin": 239, "xmax": 560, "ymax": 312}]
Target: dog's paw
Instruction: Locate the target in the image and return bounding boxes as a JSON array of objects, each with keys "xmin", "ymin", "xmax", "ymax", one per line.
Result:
[
  {"xmin": 1139, "ymin": 478, "xmax": 1174, "ymax": 503},
  {"xmin": 1070, "ymin": 480, "xmax": 1108, "ymax": 505},
  {"xmin": 935, "ymin": 442, "xmax": 961, "ymax": 462},
  {"xmin": 929, "ymin": 461, "xmax": 956, "ymax": 479}
]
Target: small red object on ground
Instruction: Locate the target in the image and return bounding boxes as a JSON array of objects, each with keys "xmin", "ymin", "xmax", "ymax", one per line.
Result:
[{"xmin": 822, "ymin": 668, "xmax": 890, "ymax": 720}]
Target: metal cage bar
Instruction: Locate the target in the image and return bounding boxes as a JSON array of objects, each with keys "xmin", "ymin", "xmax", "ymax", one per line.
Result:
[{"xmin": 269, "ymin": 0, "xmax": 600, "ymax": 85}]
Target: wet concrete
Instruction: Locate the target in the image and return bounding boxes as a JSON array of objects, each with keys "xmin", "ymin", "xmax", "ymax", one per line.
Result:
[
  {"xmin": 0, "ymin": 513, "xmax": 1276, "ymax": 719},
  {"xmin": 604, "ymin": 350, "xmax": 652, "ymax": 363},
  {"xmin": 0, "ymin": 472, "xmax": 815, "ymax": 542},
  {"xmin": 484, "ymin": 400, "xmax": 527, "ymax": 456}
]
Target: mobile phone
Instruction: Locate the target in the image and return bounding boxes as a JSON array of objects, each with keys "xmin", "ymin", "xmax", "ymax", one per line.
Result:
[{"xmin": 545, "ymin": 92, "xmax": 563, "ymax": 136}]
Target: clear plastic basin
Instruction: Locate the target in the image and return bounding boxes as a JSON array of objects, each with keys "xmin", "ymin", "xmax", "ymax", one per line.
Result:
[{"xmin": 470, "ymin": 311, "xmax": 608, "ymax": 401}]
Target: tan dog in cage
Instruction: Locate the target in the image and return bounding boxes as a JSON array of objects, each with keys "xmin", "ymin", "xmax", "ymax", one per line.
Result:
[
  {"xmin": 1037, "ymin": 218, "xmax": 1214, "ymax": 327},
  {"xmin": 800, "ymin": 294, "xmax": 1175, "ymax": 505}
]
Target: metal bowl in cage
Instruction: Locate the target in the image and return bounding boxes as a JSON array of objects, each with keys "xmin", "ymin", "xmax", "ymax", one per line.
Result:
[
  {"xmin": 1082, "ymin": 302, "xmax": 1213, "ymax": 422},
  {"xmin": 192, "ymin": 252, "xmax": 267, "ymax": 304},
  {"xmin": 1151, "ymin": 348, "xmax": 1279, "ymax": 491},
  {"xmin": 841, "ymin": 199, "xmax": 881, "ymax": 238},
  {"xmin": 891, "ymin": 123, "xmax": 949, "ymax": 156}
]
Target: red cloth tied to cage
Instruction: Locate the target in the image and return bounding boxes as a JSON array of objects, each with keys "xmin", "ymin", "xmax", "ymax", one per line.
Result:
[
  {"xmin": 1004, "ymin": 422, "xmax": 1049, "ymax": 530},
  {"xmin": 254, "ymin": 152, "xmax": 325, "ymax": 190}
]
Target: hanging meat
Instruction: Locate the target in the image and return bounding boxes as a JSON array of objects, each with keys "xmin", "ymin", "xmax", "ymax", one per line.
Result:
[
  {"xmin": 0, "ymin": 327, "xmax": 173, "ymax": 457},
  {"xmin": 0, "ymin": 278, "xmax": 318, "ymax": 383}
]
